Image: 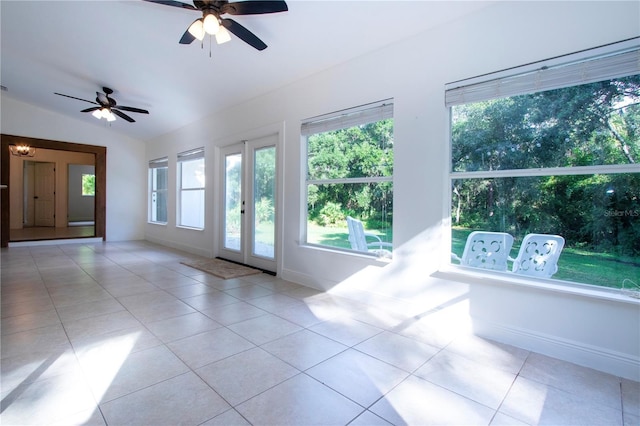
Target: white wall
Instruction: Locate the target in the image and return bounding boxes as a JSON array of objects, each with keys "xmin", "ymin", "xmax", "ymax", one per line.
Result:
[
  {"xmin": 144, "ymin": 1, "xmax": 640, "ymax": 380},
  {"xmin": 1, "ymin": 96, "xmax": 146, "ymax": 241}
]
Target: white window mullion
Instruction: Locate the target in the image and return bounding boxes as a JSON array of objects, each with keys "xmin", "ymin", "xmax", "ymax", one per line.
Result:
[
  {"xmin": 307, "ymin": 176, "xmax": 393, "ymax": 185},
  {"xmin": 452, "ymin": 164, "xmax": 640, "ymax": 180}
]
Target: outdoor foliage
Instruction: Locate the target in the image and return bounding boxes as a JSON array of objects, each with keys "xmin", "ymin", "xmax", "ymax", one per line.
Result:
[
  {"xmin": 81, "ymin": 174, "xmax": 95, "ymax": 196},
  {"xmin": 254, "ymin": 147, "xmax": 276, "ymax": 224},
  {"xmin": 225, "ymin": 155, "xmax": 242, "ymax": 235},
  {"xmin": 451, "ymin": 76, "xmax": 640, "ymax": 259},
  {"xmin": 307, "ymin": 119, "xmax": 393, "ymax": 229}
]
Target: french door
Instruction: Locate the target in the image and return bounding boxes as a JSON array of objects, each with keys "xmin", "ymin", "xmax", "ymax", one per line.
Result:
[{"xmin": 219, "ymin": 135, "xmax": 277, "ymax": 273}]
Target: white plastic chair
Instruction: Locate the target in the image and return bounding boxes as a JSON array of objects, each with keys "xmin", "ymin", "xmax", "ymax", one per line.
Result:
[
  {"xmin": 510, "ymin": 233, "xmax": 565, "ymax": 278},
  {"xmin": 451, "ymin": 231, "xmax": 514, "ymax": 271},
  {"xmin": 346, "ymin": 216, "xmax": 392, "ymax": 257}
]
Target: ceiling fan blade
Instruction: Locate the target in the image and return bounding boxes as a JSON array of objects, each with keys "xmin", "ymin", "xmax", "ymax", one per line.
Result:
[
  {"xmin": 141, "ymin": 0, "xmax": 197, "ymax": 11},
  {"xmin": 179, "ymin": 22, "xmax": 197, "ymax": 44},
  {"xmin": 55, "ymin": 93, "xmax": 98, "ymax": 105},
  {"xmin": 222, "ymin": 1, "xmax": 288, "ymax": 15},
  {"xmin": 221, "ymin": 18, "xmax": 267, "ymax": 51},
  {"xmin": 115, "ymin": 106, "xmax": 149, "ymax": 114},
  {"xmin": 112, "ymin": 109, "xmax": 136, "ymax": 123},
  {"xmin": 81, "ymin": 107, "xmax": 101, "ymax": 113}
]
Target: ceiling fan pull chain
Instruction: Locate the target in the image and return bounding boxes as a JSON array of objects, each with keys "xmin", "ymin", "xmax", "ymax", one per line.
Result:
[{"xmin": 209, "ymin": 34, "xmax": 212, "ymax": 58}]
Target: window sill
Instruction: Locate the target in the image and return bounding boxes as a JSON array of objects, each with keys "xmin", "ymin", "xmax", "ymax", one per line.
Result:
[
  {"xmin": 437, "ymin": 264, "xmax": 640, "ymax": 306},
  {"xmin": 176, "ymin": 225, "xmax": 204, "ymax": 232},
  {"xmin": 147, "ymin": 221, "xmax": 167, "ymax": 226},
  {"xmin": 301, "ymin": 243, "xmax": 392, "ymax": 264}
]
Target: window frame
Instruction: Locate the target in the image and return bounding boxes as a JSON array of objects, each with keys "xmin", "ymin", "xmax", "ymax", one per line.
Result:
[
  {"xmin": 445, "ymin": 39, "xmax": 640, "ymax": 291},
  {"xmin": 148, "ymin": 157, "xmax": 169, "ymax": 225},
  {"xmin": 302, "ymin": 100, "xmax": 394, "ymax": 257},
  {"xmin": 177, "ymin": 148, "xmax": 205, "ymax": 230}
]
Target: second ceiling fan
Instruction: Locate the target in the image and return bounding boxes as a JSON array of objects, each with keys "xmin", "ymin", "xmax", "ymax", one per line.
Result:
[{"xmin": 144, "ymin": 0, "xmax": 288, "ymax": 51}]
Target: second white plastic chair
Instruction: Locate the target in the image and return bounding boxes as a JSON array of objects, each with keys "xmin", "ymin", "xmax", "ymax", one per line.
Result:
[{"xmin": 511, "ymin": 233, "xmax": 565, "ymax": 278}]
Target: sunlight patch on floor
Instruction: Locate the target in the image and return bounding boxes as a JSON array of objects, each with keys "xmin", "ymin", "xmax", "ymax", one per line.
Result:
[{"xmin": 73, "ymin": 331, "xmax": 141, "ymax": 403}]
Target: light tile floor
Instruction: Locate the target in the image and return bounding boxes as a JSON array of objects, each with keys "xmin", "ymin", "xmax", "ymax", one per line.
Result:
[{"xmin": 1, "ymin": 241, "xmax": 638, "ymax": 425}]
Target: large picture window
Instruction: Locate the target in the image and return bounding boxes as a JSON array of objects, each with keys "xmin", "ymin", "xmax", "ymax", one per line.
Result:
[
  {"xmin": 448, "ymin": 41, "xmax": 639, "ymax": 290},
  {"xmin": 148, "ymin": 157, "xmax": 168, "ymax": 224},
  {"xmin": 303, "ymin": 100, "xmax": 394, "ymax": 258},
  {"xmin": 177, "ymin": 148, "xmax": 205, "ymax": 229}
]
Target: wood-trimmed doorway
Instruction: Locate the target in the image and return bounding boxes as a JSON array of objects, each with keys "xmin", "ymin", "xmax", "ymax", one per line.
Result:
[{"xmin": 1, "ymin": 134, "xmax": 106, "ymax": 247}]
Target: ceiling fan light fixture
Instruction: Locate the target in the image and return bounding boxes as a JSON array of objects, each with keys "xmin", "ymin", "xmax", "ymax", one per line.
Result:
[
  {"xmin": 92, "ymin": 108, "xmax": 116, "ymax": 122},
  {"xmin": 100, "ymin": 108, "xmax": 116, "ymax": 121},
  {"xmin": 215, "ymin": 25, "xmax": 231, "ymax": 44},
  {"xmin": 203, "ymin": 13, "xmax": 220, "ymax": 35},
  {"xmin": 188, "ymin": 18, "xmax": 205, "ymax": 40}
]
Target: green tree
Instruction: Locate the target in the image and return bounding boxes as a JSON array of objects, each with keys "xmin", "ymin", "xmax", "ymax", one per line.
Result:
[
  {"xmin": 451, "ymin": 76, "xmax": 640, "ymax": 255},
  {"xmin": 307, "ymin": 119, "xmax": 393, "ymax": 227},
  {"xmin": 254, "ymin": 147, "xmax": 276, "ymax": 224},
  {"xmin": 82, "ymin": 174, "xmax": 95, "ymax": 196}
]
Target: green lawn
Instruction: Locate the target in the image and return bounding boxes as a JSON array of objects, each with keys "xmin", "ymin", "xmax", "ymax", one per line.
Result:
[
  {"xmin": 452, "ymin": 227, "xmax": 639, "ymax": 289},
  {"xmin": 307, "ymin": 223, "xmax": 638, "ymax": 289},
  {"xmin": 306, "ymin": 222, "xmax": 392, "ymax": 251},
  {"xmin": 255, "ymin": 221, "xmax": 275, "ymax": 245}
]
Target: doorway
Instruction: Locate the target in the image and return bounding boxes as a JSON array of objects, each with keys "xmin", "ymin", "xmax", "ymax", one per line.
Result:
[
  {"xmin": 1, "ymin": 134, "xmax": 106, "ymax": 247},
  {"xmin": 219, "ymin": 135, "xmax": 277, "ymax": 273}
]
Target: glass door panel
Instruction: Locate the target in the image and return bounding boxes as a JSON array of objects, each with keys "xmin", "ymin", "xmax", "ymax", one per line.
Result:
[
  {"xmin": 224, "ymin": 152, "xmax": 242, "ymax": 251},
  {"xmin": 252, "ymin": 146, "xmax": 275, "ymax": 259}
]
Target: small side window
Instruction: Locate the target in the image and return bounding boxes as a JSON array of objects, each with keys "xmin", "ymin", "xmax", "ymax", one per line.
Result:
[{"xmin": 81, "ymin": 174, "xmax": 95, "ymax": 196}]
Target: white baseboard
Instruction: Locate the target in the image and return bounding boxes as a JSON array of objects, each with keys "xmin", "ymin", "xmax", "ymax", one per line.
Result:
[
  {"xmin": 473, "ymin": 318, "xmax": 640, "ymax": 381},
  {"xmin": 145, "ymin": 236, "xmax": 213, "ymax": 258},
  {"xmin": 9, "ymin": 237, "xmax": 103, "ymax": 247},
  {"xmin": 279, "ymin": 268, "xmax": 334, "ymax": 291}
]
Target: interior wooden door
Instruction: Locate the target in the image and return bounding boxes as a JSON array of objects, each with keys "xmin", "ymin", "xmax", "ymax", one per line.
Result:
[{"xmin": 33, "ymin": 161, "xmax": 55, "ymax": 227}]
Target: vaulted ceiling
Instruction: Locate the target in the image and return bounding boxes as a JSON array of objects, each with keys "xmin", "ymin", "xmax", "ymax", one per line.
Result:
[{"xmin": 1, "ymin": 1, "xmax": 493, "ymax": 141}]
